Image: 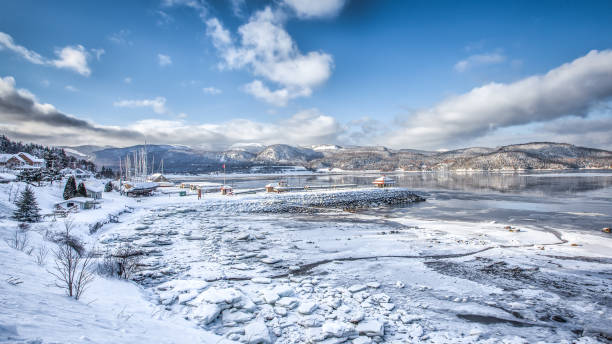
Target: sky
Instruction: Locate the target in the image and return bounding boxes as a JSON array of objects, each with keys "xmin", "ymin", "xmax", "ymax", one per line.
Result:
[{"xmin": 1, "ymin": 0, "xmax": 612, "ymax": 151}]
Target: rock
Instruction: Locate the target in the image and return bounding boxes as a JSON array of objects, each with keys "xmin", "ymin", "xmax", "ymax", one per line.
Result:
[
  {"xmin": 298, "ymin": 315, "xmax": 324, "ymax": 328},
  {"xmin": 366, "ymin": 282, "xmax": 381, "ymax": 289},
  {"xmin": 276, "ymin": 297, "xmax": 299, "ymax": 309},
  {"xmin": 406, "ymin": 323, "xmax": 423, "ymax": 339},
  {"xmin": 322, "ymin": 321, "xmax": 355, "ymax": 338},
  {"xmin": 298, "ymin": 301, "xmax": 318, "ymax": 315},
  {"xmin": 252, "ymin": 277, "xmax": 272, "ymax": 284},
  {"xmin": 244, "ymin": 319, "xmax": 272, "ymax": 344},
  {"xmin": 348, "ymin": 284, "xmax": 367, "ymax": 293},
  {"xmin": 192, "ymin": 303, "xmax": 222, "ymax": 325},
  {"xmin": 356, "ymin": 320, "xmax": 384, "ymax": 337},
  {"xmin": 395, "ymin": 281, "xmax": 405, "ymax": 289}
]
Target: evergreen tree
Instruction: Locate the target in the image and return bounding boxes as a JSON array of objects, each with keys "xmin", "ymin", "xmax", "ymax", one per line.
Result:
[
  {"xmin": 104, "ymin": 181, "xmax": 113, "ymax": 192},
  {"xmin": 13, "ymin": 186, "xmax": 41, "ymax": 223},
  {"xmin": 77, "ymin": 182, "xmax": 87, "ymax": 197},
  {"xmin": 63, "ymin": 176, "xmax": 77, "ymax": 200}
]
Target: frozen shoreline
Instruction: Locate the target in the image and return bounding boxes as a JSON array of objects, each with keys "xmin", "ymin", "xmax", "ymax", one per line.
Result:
[{"xmin": 1, "ymin": 181, "xmax": 611, "ymax": 343}]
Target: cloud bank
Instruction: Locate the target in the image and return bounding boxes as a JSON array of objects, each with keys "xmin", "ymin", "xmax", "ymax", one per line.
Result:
[
  {"xmin": 0, "ymin": 75, "xmax": 343, "ymax": 148},
  {"xmin": 0, "ymin": 32, "xmax": 92, "ymax": 76},
  {"xmin": 385, "ymin": 49, "xmax": 612, "ymax": 149}
]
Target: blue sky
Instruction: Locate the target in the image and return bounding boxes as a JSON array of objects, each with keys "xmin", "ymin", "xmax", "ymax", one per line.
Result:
[{"xmin": 1, "ymin": 0, "xmax": 612, "ymax": 150}]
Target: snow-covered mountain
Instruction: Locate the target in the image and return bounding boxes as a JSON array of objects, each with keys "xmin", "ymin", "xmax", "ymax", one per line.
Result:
[{"xmin": 64, "ymin": 142, "xmax": 612, "ymax": 172}]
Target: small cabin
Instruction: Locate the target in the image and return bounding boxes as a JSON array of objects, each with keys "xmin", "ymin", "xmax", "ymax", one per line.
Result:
[
  {"xmin": 220, "ymin": 185, "xmax": 233, "ymax": 195},
  {"xmin": 55, "ymin": 197, "xmax": 97, "ymax": 211},
  {"xmin": 85, "ymin": 183, "xmax": 104, "ymax": 199},
  {"xmin": 373, "ymin": 176, "xmax": 396, "ymax": 188},
  {"xmin": 265, "ymin": 180, "xmax": 288, "ymax": 193}
]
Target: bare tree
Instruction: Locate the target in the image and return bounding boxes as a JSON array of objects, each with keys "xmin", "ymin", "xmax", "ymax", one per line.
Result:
[{"xmin": 48, "ymin": 220, "xmax": 94, "ymax": 300}]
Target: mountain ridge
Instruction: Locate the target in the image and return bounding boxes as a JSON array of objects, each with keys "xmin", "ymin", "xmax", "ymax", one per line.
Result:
[{"xmin": 64, "ymin": 142, "xmax": 612, "ymax": 173}]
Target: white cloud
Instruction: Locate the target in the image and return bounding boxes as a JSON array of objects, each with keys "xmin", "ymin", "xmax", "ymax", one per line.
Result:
[
  {"xmin": 91, "ymin": 48, "xmax": 105, "ymax": 60},
  {"xmin": 124, "ymin": 77, "xmax": 132, "ymax": 84},
  {"xmin": 282, "ymin": 0, "xmax": 347, "ymax": 18},
  {"xmin": 162, "ymin": 0, "xmax": 207, "ymax": 20},
  {"xmin": 205, "ymin": 7, "xmax": 334, "ymax": 106},
  {"xmin": 454, "ymin": 52, "xmax": 506, "ymax": 72},
  {"xmin": 202, "ymin": 86, "xmax": 222, "ymax": 95},
  {"xmin": 108, "ymin": 30, "xmax": 133, "ymax": 45},
  {"xmin": 158, "ymin": 53, "xmax": 172, "ymax": 66},
  {"xmin": 243, "ymin": 80, "xmax": 309, "ymax": 107},
  {"xmin": 64, "ymin": 85, "xmax": 78, "ymax": 92},
  {"xmin": 384, "ymin": 49, "xmax": 612, "ymax": 149},
  {"xmin": 51, "ymin": 45, "xmax": 91, "ymax": 76},
  {"xmin": 114, "ymin": 97, "xmax": 168, "ymax": 115},
  {"xmin": 0, "ymin": 32, "xmax": 92, "ymax": 76}
]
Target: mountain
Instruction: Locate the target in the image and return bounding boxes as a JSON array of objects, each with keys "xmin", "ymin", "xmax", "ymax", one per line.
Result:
[{"xmin": 64, "ymin": 142, "xmax": 612, "ymax": 173}]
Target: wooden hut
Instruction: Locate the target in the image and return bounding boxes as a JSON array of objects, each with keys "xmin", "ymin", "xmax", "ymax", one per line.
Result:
[{"xmin": 372, "ymin": 176, "xmax": 396, "ymax": 188}]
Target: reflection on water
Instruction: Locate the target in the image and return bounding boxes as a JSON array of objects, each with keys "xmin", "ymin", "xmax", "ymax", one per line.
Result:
[{"xmin": 191, "ymin": 170, "xmax": 612, "ymax": 233}]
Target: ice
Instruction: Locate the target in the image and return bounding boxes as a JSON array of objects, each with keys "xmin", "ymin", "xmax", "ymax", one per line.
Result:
[
  {"xmin": 297, "ymin": 301, "xmax": 318, "ymax": 315},
  {"xmin": 322, "ymin": 321, "xmax": 355, "ymax": 338},
  {"xmin": 252, "ymin": 277, "xmax": 272, "ymax": 284},
  {"xmin": 276, "ymin": 297, "xmax": 299, "ymax": 309},
  {"xmin": 272, "ymin": 285, "xmax": 294, "ymax": 297},
  {"xmin": 192, "ymin": 287, "xmax": 242, "ymax": 304},
  {"xmin": 352, "ymin": 337, "xmax": 372, "ymax": 344},
  {"xmin": 261, "ymin": 290, "xmax": 280, "ymax": 304},
  {"xmin": 244, "ymin": 319, "xmax": 272, "ymax": 344},
  {"xmin": 191, "ymin": 303, "xmax": 222, "ymax": 325},
  {"xmin": 356, "ymin": 320, "xmax": 384, "ymax": 337},
  {"xmin": 222, "ymin": 309, "xmax": 253, "ymax": 324},
  {"xmin": 348, "ymin": 284, "xmax": 367, "ymax": 293},
  {"xmin": 366, "ymin": 282, "xmax": 380, "ymax": 289}
]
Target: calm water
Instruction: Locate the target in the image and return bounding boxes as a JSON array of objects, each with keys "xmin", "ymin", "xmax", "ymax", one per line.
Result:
[{"xmin": 191, "ymin": 170, "xmax": 612, "ymax": 233}]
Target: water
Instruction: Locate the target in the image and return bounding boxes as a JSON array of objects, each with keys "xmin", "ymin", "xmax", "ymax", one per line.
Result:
[{"xmin": 184, "ymin": 170, "xmax": 612, "ymax": 233}]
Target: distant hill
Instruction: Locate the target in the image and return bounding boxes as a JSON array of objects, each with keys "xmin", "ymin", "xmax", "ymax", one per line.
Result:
[{"xmin": 64, "ymin": 142, "xmax": 612, "ymax": 173}]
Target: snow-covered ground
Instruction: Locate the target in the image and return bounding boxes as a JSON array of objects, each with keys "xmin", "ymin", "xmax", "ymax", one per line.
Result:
[{"xmin": 1, "ymin": 178, "xmax": 611, "ymax": 343}]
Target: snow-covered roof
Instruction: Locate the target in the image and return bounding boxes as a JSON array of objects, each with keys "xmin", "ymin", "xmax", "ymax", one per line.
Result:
[
  {"xmin": 0, "ymin": 154, "xmax": 14, "ymax": 163},
  {"xmin": 17, "ymin": 152, "xmax": 45, "ymax": 163},
  {"xmin": 373, "ymin": 176, "xmax": 396, "ymax": 184},
  {"xmin": 56, "ymin": 197, "xmax": 96, "ymax": 204},
  {"xmin": 130, "ymin": 182, "xmax": 158, "ymax": 190},
  {"xmin": 85, "ymin": 183, "xmax": 104, "ymax": 192}
]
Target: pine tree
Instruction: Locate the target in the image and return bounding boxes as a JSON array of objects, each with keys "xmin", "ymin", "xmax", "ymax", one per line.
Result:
[
  {"xmin": 77, "ymin": 182, "xmax": 87, "ymax": 197},
  {"xmin": 13, "ymin": 186, "xmax": 41, "ymax": 223},
  {"xmin": 104, "ymin": 181, "xmax": 113, "ymax": 192},
  {"xmin": 63, "ymin": 176, "xmax": 77, "ymax": 200}
]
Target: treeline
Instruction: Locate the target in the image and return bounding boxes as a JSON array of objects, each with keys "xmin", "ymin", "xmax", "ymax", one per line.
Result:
[{"xmin": 0, "ymin": 135, "xmax": 96, "ymax": 172}]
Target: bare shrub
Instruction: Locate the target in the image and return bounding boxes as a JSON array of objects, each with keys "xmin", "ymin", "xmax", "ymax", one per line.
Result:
[
  {"xmin": 48, "ymin": 220, "xmax": 94, "ymax": 300},
  {"xmin": 6, "ymin": 227, "xmax": 29, "ymax": 252},
  {"xmin": 49, "ymin": 219, "xmax": 85, "ymax": 256},
  {"xmin": 97, "ymin": 244, "xmax": 143, "ymax": 279},
  {"xmin": 34, "ymin": 245, "xmax": 49, "ymax": 266}
]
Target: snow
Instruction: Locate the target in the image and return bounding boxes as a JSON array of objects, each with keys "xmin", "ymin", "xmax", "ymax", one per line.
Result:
[{"xmin": 1, "ymin": 173, "xmax": 611, "ymax": 343}]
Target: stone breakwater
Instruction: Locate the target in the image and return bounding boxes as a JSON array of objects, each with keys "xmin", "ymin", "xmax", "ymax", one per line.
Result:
[{"xmin": 200, "ymin": 188, "xmax": 426, "ymax": 213}]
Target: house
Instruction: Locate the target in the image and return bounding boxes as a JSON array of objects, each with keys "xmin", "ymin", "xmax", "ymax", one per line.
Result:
[
  {"xmin": 265, "ymin": 180, "xmax": 289, "ymax": 193},
  {"xmin": 0, "ymin": 153, "xmax": 44, "ymax": 169},
  {"xmin": 55, "ymin": 197, "xmax": 97, "ymax": 211},
  {"xmin": 220, "ymin": 185, "xmax": 233, "ymax": 195},
  {"xmin": 61, "ymin": 168, "xmax": 92, "ymax": 179},
  {"xmin": 15, "ymin": 152, "xmax": 45, "ymax": 168},
  {"xmin": 148, "ymin": 173, "xmax": 174, "ymax": 187},
  {"xmin": 372, "ymin": 176, "xmax": 396, "ymax": 188},
  {"xmin": 85, "ymin": 183, "xmax": 104, "ymax": 199}
]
